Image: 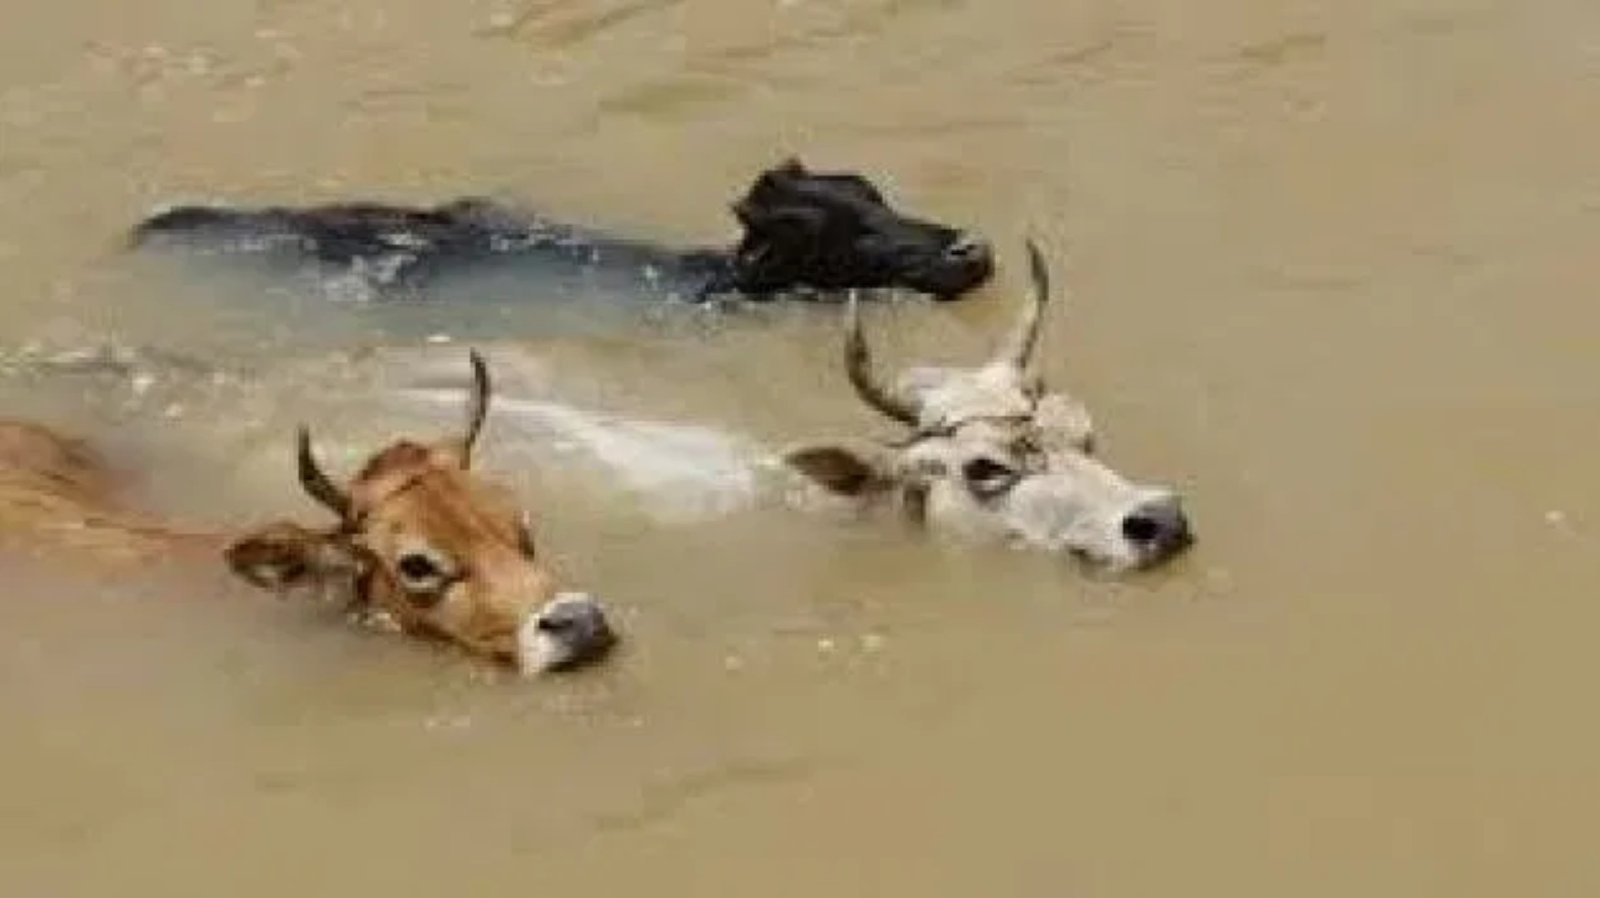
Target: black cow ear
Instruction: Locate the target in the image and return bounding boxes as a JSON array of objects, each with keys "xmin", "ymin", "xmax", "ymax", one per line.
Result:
[
  {"xmin": 731, "ymin": 198, "xmax": 762, "ymax": 230},
  {"xmin": 735, "ymin": 203, "xmax": 826, "ymax": 242},
  {"xmin": 738, "ymin": 158, "xmax": 810, "ymax": 212},
  {"xmin": 816, "ymin": 172, "xmax": 885, "ymax": 207}
]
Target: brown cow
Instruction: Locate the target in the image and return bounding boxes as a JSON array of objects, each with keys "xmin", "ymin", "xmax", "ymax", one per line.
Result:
[
  {"xmin": 0, "ymin": 351, "xmax": 616, "ymax": 674},
  {"xmin": 0, "ymin": 418, "xmax": 219, "ymax": 562}
]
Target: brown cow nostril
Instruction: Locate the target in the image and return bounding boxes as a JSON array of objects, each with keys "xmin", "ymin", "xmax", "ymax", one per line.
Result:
[{"xmin": 524, "ymin": 595, "xmax": 619, "ymax": 673}]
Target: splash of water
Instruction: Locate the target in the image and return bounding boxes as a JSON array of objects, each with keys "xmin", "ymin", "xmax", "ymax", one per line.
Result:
[{"xmin": 398, "ymin": 388, "xmax": 769, "ymax": 523}]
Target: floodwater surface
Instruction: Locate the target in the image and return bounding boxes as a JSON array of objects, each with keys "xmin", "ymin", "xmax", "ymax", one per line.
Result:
[{"xmin": 2, "ymin": 1, "xmax": 1599, "ymax": 895}]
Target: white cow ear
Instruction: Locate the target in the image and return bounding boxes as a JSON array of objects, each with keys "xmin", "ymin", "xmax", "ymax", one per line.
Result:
[{"xmin": 784, "ymin": 444, "xmax": 895, "ymax": 497}]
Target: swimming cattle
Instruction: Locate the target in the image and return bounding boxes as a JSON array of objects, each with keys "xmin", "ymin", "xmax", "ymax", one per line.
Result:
[
  {"xmin": 131, "ymin": 158, "xmax": 994, "ymax": 304},
  {"xmin": 0, "ymin": 352, "xmax": 616, "ymax": 674},
  {"xmin": 785, "ymin": 243, "xmax": 1194, "ymax": 571}
]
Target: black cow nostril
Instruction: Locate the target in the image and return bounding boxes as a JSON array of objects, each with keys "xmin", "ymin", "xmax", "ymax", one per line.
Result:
[
  {"xmin": 1121, "ymin": 513, "xmax": 1161, "ymax": 544},
  {"xmin": 944, "ymin": 238, "xmax": 988, "ymax": 261}
]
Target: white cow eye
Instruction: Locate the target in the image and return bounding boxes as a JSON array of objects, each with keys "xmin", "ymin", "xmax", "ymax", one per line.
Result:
[{"xmin": 962, "ymin": 456, "xmax": 1020, "ymax": 499}]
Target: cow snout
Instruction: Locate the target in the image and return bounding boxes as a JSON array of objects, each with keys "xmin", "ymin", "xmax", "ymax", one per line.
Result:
[
  {"xmin": 516, "ymin": 592, "xmax": 618, "ymax": 674},
  {"xmin": 1119, "ymin": 496, "xmax": 1193, "ymax": 564},
  {"xmin": 921, "ymin": 233, "xmax": 994, "ymax": 299}
]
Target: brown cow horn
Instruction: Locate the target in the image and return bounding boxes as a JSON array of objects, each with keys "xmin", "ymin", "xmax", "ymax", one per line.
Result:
[
  {"xmin": 844, "ymin": 291, "xmax": 921, "ymax": 426},
  {"xmin": 296, "ymin": 426, "xmax": 352, "ymax": 520},
  {"xmin": 994, "ymin": 239, "xmax": 1052, "ymax": 371},
  {"xmin": 459, "ymin": 349, "xmax": 491, "ymax": 467}
]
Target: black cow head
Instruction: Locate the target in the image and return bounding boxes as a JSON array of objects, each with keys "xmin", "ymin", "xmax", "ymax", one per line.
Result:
[{"xmin": 716, "ymin": 159, "xmax": 993, "ymax": 301}]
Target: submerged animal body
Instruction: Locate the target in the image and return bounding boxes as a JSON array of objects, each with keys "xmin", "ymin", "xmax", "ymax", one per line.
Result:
[
  {"xmin": 131, "ymin": 159, "xmax": 995, "ymax": 303},
  {"xmin": 0, "ymin": 419, "xmax": 221, "ymax": 562},
  {"xmin": 786, "ymin": 242, "xmax": 1195, "ymax": 572},
  {"xmin": 0, "ymin": 352, "xmax": 617, "ymax": 675}
]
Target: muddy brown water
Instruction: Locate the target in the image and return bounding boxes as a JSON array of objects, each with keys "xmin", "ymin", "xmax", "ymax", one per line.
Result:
[{"xmin": 3, "ymin": 1, "xmax": 1599, "ymax": 894}]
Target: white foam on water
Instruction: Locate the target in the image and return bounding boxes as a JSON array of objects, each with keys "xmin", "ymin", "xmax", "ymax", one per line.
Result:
[{"xmin": 398, "ymin": 388, "xmax": 769, "ymax": 523}]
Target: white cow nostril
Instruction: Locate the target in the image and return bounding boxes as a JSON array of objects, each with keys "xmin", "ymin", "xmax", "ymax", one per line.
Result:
[
  {"xmin": 1119, "ymin": 496, "xmax": 1193, "ymax": 560},
  {"xmin": 1121, "ymin": 513, "xmax": 1161, "ymax": 544}
]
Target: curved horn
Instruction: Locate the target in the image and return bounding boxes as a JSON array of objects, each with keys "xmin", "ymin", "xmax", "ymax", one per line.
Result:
[
  {"xmin": 994, "ymin": 239, "xmax": 1053, "ymax": 370},
  {"xmin": 296, "ymin": 426, "xmax": 352, "ymax": 521},
  {"xmin": 459, "ymin": 349, "xmax": 491, "ymax": 467},
  {"xmin": 844, "ymin": 291, "xmax": 921, "ymax": 426}
]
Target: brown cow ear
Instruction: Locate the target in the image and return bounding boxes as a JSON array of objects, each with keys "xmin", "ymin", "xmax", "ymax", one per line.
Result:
[
  {"xmin": 225, "ymin": 521, "xmax": 355, "ymax": 593},
  {"xmin": 784, "ymin": 444, "xmax": 895, "ymax": 497}
]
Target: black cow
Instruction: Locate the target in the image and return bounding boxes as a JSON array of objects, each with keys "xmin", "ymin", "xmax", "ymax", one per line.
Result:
[{"xmin": 130, "ymin": 159, "xmax": 994, "ymax": 303}]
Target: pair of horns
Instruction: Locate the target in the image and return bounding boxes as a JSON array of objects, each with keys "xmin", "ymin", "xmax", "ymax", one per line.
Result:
[
  {"xmin": 297, "ymin": 350, "xmax": 491, "ymax": 520},
  {"xmin": 847, "ymin": 240, "xmax": 1052, "ymax": 426}
]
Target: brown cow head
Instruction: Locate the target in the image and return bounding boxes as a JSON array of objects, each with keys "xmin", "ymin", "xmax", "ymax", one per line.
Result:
[
  {"xmin": 786, "ymin": 242, "xmax": 1194, "ymax": 572},
  {"xmin": 225, "ymin": 351, "xmax": 616, "ymax": 674}
]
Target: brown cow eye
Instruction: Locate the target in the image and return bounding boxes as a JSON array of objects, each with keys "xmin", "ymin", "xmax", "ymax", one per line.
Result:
[{"xmin": 395, "ymin": 552, "xmax": 452, "ymax": 594}]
